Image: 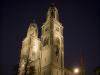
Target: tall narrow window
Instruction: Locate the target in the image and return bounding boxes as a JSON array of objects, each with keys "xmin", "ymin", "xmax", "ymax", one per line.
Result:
[
  {"xmin": 64, "ymin": 72, "xmax": 66, "ymax": 75},
  {"xmin": 57, "ymin": 57, "xmax": 58, "ymax": 62},
  {"xmin": 45, "ymin": 58, "xmax": 46, "ymax": 62},
  {"xmin": 43, "ymin": 37, "xmax": 49, "ymax": 46},
  {"xmin": 57, "ymin": 71, "xmax": 58, "ymax": 75}
]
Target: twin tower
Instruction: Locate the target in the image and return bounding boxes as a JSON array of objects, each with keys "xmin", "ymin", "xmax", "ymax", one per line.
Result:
[{"xmin": 18, "ymin": 5, "xmax": 64, "ymax": 75}]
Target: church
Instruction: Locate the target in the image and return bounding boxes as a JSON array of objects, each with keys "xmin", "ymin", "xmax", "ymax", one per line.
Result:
[{"xmin": 18, "ymin": 4, "xmax": 74, "ymax": 75}]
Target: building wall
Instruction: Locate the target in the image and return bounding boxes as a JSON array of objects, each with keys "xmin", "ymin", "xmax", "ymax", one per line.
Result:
[{"xmin": 41, "ymin": 46, "xmax": 51, "ymax": 75}]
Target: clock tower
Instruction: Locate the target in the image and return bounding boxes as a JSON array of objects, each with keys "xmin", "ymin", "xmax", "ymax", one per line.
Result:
[{"xmin": 41, "ymin": 4, "xmax": 64, "ymax": 75}]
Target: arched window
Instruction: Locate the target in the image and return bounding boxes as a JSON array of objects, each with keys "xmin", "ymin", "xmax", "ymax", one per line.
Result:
[
  {"xmin": 55, "ymin": 38, "xmax": 60, "ymax": 45},
  {"xmin": 43, "ymin": 37, "xmax": 49, "ymax": 46},
  {"xmin": 57, "ymin": 71, "xmax": 58, "ymax": 75},
  {"xmin": 65, "ymin": 72, "xmax": 66, "ymax": 75},
  {"xmin": 29, "ymin": 66, "xmax": 35, "ymax": 75},
  {"xmin": 51, "ymin": 11, "xmax": 55, "ymax": 18},
  {"xmin": 54, "ymin": 38, "xmax": 60, "ymax": 56},
  {"xmin": 64, "ymin": 72, "xmax": 69, "ymax": 75}
]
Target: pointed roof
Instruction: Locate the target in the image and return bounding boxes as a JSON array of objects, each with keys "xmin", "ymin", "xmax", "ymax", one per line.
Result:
[
  {"xmin": 27, "ymin": 20, "xmax": 38, "ymax": 37},
  {"xmin": 46, "ymin": 3, "xmax": 59, "ymax": 21},
  {"xmin": 30, "ymin": 20, "xmax": 37, "ymax": 28}
]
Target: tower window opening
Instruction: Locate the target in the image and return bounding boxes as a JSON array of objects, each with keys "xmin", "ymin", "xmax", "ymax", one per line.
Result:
[
  {"xmin": 51, "ymin": 11, "xmax": 55, "ymax": 18},
  {"xmin": 57, "ymin": 71, "xmax": 58, "ymax": 75},
  {"xmin": 43, "ymin": 38, "xmax": 49, "ymax": 46},
  {"xmin": 45, "ymin": 58, "xmax": 46, "ymax": 62},
  {"xmin": 57, "ymin": 57, "xmax": 58, "ymax": 62}
]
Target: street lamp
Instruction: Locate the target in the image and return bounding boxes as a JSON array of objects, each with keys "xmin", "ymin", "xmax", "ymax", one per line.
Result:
[{"xmin": 73, "ymin": 68, "xmax": 80, "ymax": 74}]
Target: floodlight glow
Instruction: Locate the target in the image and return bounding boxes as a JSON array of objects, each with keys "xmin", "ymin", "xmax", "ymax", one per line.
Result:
[{"xmin": 74, "ymin": 68, "xmax": 79, "ymax": 74}]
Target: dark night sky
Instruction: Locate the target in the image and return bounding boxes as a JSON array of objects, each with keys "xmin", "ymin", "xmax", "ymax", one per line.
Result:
[{"xmin": 0, "ymin": 0, "xmax": 100, "ymax": 75}]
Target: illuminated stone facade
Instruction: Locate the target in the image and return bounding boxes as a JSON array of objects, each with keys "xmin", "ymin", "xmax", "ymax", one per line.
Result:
[{"xmin": 18, "ymin": 5, "xmax": 74, "ymax": 75}]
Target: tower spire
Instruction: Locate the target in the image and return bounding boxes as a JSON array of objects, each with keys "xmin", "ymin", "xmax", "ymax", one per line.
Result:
[
  {"xmin": 46, "ymin": 3, "xmax": 59, "ymax": 21},
  {"xmin": 27, "ymin": 20, "xmax": 38, "ymax": 37}
]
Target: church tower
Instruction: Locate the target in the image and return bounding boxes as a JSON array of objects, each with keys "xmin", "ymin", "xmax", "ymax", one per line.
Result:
[
  {"xmin": 18, "ymin": 21, "xmax": 41, "ymax": 75},
  {"xmin": 41, "ymin": 4, "xmax": 64, "ymax": 75},
  {"xmin": 18, "ymin": 4, "xmax": 65, "ymax": 75}
]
